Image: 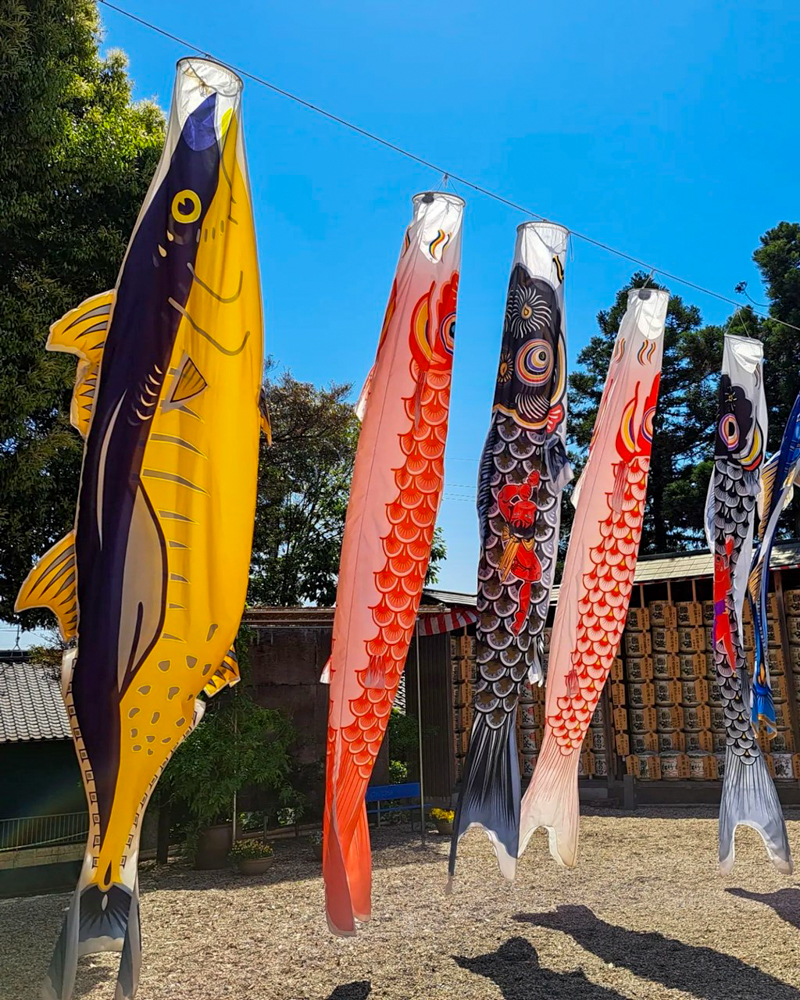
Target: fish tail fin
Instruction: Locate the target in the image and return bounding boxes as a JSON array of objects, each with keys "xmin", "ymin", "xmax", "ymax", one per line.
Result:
[
  {"xmin": 346, "ymin": 804, "xmax": 372, "ymax": 923},
  {"xmin": 42, "ymin": 881, "xmax": 139, "ymax": 1000},
  {"xmin": 115, "ymin": 883, "xmax": 142, "ymax": 1000},
  {"xmin": 719, "ymin": 749, "xmax": 793, "ymax": 876},
  {"xmin": 518, "ymin": 736, "xmax": 580, "ymax": 868},
  {"xmin": 449, "ymin": 711, "xmax": 519, "ymax": 882},
  {"xmin": 41, "ymin": 886, "xmax": 80, "ymax": 1000},
  {"xmin": 323, "ymin": 806, "xmax": 357, "ymax": 937}
]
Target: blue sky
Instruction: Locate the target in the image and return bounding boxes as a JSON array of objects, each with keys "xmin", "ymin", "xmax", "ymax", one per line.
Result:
[
  {"xmin": 79, "ymin": 2, "xmax": 800, "ymax": 599},
  {"xmin": 89, "ymin": 0, "xmax": 800, "ymax": 599}
]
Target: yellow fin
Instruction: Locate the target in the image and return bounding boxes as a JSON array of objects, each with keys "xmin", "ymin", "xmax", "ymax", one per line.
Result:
[
  {"xmin": 203, "ymin": 646, "xmax": 241, "ymax": 698},
  {"xmin": 15, "ymin": 532, "xmax": 78, "ymax": 640},
  {"xmin": 48, "ymin": 290, "xmax": 114, "ymax": 437}
]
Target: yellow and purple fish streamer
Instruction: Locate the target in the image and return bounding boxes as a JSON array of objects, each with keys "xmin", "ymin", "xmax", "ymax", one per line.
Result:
[{"xmin": 16, "ymin": 58, "xmax": 266, "ymax": 999}]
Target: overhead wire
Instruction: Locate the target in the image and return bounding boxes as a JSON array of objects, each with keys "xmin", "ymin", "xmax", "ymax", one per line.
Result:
[{"xmin": 97, "ymin": 0, "xmax": 800, "ymax": 336}]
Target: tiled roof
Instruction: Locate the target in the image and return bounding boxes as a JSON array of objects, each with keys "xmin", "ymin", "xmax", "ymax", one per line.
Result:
[
  {"xmin": 0, "ymin": 660, "xmax": 71, "ymax": 743},
  {"xmin": 244, "ymin": 602, "xmax": 456, "ymax": 629},
  {"xmin": 422, "ymin": 589, "xmax": 477, "ymax": 607},
  {"xmin": 634, "ymin": 540, "xmax": 800, "ymax": 584},
  {"xmin": 424, "ymin": 541, "xmax": 800, "ymax": 609}
]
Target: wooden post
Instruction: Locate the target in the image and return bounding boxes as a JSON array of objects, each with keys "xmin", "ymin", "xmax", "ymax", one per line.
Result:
[{"xmin": 774, "ymin": 569, "xmax": 800, "ymax": 752}]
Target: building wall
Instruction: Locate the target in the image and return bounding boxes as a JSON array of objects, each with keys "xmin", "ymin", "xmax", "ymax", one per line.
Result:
[
  {"xmin": 0, "ymin": 741, "xmax": 83, "ymax": 820},
  {"xmin": 245, "ymin": 624, "xmax": 389, "ymax": 815},
  {"xmin": 244, "ymin": 624, "xmax": 457, "ymax": 811}
]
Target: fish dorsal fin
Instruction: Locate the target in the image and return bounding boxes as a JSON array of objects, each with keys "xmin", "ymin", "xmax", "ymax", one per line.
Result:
[
  {"xmin": 47, "ymin": 290, "xmax": 114, "ymax": 438},
  {"xmin": 15, "ymin": 531, "xmax": 78, "ymax": 641},
  {"xmin": 162, "ymin": 353, "xmax": 208, "ymax": 413},
  {"xmin": 203, "ymin": 645, "xmax": 241, "ymax": 698}
]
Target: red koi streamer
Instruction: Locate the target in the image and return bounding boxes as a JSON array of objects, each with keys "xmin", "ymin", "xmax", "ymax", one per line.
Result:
[
  {"xmin": 518, "ymin": 288, "xmax": 668, "ymax": 869},
  {"xmin": 323, "ymin": 193, "xmax": 464, "ymax": 935}
]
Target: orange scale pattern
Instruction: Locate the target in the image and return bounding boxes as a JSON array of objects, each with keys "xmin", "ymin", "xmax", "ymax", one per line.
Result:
[
  {"xmin": 548, "ymin": 456, "xmax": 651, "ymax": 755},
  {"xmin": 338, "ymin": 354, "xmax": 453, "ymax": 783}
]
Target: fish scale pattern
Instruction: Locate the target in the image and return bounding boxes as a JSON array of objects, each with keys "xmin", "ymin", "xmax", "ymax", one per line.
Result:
[
  {"xmin": 339, "ymin": 361, "xmax": 449, "ymax": 774},
  {"xmin": 711, "ymin": 456, "xmax": 760, "ymax": 761},
  {"xmin": 476, "ymin": 416, "xmax": 559, "ymax": 728},
  {"xmin": 548, "ymin": 455, "xmax": 649, "ymax": 754}
]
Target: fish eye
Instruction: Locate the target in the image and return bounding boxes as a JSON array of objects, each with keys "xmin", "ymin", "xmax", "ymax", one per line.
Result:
[{"xmin": 172, "ymin": 189, "xmax": 202, "ymax": 224}]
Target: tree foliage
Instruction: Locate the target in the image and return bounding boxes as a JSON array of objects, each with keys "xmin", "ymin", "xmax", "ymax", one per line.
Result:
[
  {"xmin": 249, "ymin": 367, "xmax": 447, "ymax": 607},
  {"xmin": 161, "ymin": 624, "xmax": 296, "ymax": 830},
  {"xmin": 570, "ymin": 272, "xmax": 718, "ymax": 552},
  {"xmin": 0, "ymin": 1, "xmax": 164, "ymax": 622},
  {"xmin": 568, "ymin": 226, "xmax": 800, "ymax": 555},
  {"xmin": 249, "ymin": 370, "xmax": 360, "ymax": 607}
]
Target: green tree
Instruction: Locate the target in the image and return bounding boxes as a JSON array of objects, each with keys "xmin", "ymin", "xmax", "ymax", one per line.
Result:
[
  {"xmin": 0, "ymin": 1, "xmax": 164, "ymax": 622},
  {"xmin": 568, "ymin": 234, "xmax": 800, "ymax": 556},
  {"xmin": 570, "ymin": 272, "xmax": 720, "ymax": 553},
  {"xmin": 751, "ymin": 222, "xmax": 800, "ymax": 535},
  {"xmin": 160, "ymin": 624, "xmax": 297, "ymax": 847},
  {"xmin": 249, "ymin": 370, "xmax": 360, "ymax": 606},
  {"xmin": 249, "ymin": 368, "xmax": 447, "ymax": 607}
]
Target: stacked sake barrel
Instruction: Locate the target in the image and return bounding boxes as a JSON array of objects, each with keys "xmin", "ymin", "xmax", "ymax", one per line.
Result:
[
  {"xmin": 620, "ymin": 607, "xmax": 661, "ymax": 780},
  {"xmin": 451, "ymin": 634, "xmax": 476, "ymax": 781},
  {"xmin": 675, "ymin": 602, "xmax": 715, "ymax": 778}
]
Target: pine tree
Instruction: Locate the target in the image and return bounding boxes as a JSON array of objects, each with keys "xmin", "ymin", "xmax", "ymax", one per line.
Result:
[
  {"xmin": 752, "ymin": 221, "xmax": 800, "ymax": 534},
  {"xmin": 569, "ymin": 272, "xmax": 720, "ymax": 553},
  {"xmin": 568, "ymin": 229, "xmax": 800, "ymax": 557}
]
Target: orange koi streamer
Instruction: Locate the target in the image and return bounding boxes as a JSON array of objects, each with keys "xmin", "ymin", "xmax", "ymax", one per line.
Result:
[{"xmin": 323, "ymin": 193, "xmax": 463, "ymax": 935}]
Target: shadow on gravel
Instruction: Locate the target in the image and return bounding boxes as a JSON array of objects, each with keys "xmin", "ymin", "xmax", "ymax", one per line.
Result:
[
  {"xmin": 516, "ymin": 904, "xmax": 799, "ymax": 999},
  {"xmin": 138, "ymin": 831, "xmax": 444, "ymax": 893},
  {"xmin": 726, "ymin": 887, "xmax": 800, "ymax": 932},
  {"xmin": 325, "ymin": 982, "xmax": 372, "ymax": 999},
  {"xmin": 453, "ymin": 936, "xmax": 628, "ymax": 999}
]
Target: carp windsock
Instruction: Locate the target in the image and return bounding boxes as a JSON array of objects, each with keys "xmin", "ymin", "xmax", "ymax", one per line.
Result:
[
  {"xmin": 704, "ymin": 334, "xmax": 792, "ymax": 875},
  {"xmin": 16, "ymin": 59, "xmax": 266, "ymax": 999},
  {"xmin": 518, "ymin": 288, "xmax": 667, "ymax": 869},
  {"xmin": 323, "ymin": 192, "xmax": 463, "ymax": 936},
  {"xmin": 747, "ymin": 387, "xmax": 800, "ymax": 736},
  {"xmin": 448, "ymin": 222, "xmax": 571, "ymax": 883}
]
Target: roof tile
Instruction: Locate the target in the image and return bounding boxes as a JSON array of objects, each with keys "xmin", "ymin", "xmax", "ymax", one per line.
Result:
[{"xmin": 0, "ymin": 661, "xmax": 71, "ymax": 743}]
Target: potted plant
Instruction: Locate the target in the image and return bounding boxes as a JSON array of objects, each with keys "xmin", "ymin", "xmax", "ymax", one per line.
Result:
[
  {"xmin": 229, "ymin": 838, "xmax": 274, "ymax": 875},
  {"xmin": 161, "ymin": 627, "xmax": 297, "ymax": 869},
  {"xmin": 310, "ymin": 830, "xmax": 323, "ymax": 861},
  {"xmin": 430, "ymin": 808, "xmax": 455, "ymax": 836}
]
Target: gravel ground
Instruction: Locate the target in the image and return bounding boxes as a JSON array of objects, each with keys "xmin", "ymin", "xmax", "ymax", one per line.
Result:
[{"xmin": 2, "ymin": 807, "xmax": 800, "ymax": 1000}]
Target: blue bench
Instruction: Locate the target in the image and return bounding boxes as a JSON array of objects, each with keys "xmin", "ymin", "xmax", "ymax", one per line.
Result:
[{"xmin": 365, "ymin": 782, "xmax": 422, "ymax": 828}]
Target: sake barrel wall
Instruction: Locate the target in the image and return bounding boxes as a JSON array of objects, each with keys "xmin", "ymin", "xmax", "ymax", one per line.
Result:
[{"xmin": 610, "ymin": 564, "xmax": 800, "ymax": 798}]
